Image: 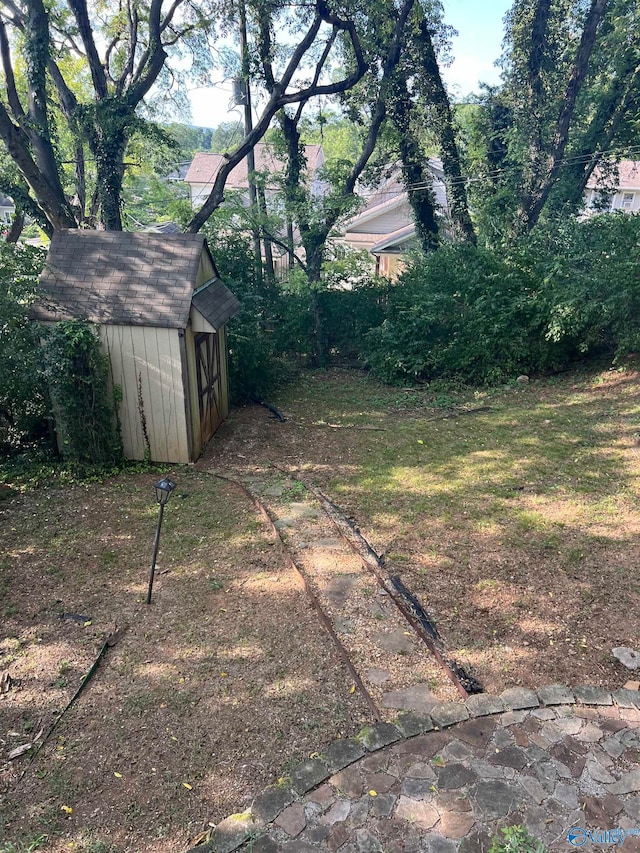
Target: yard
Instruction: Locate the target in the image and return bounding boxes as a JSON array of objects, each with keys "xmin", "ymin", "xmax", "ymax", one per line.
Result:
[{"xmin": 1, "ymin": 363, "xmax": 639, "ymax": 852}]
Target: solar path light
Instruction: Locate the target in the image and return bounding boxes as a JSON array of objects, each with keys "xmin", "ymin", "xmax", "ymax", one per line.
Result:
[{"xmin": 146, "ymin": 477, "xmax": 176, "ymax": 605}]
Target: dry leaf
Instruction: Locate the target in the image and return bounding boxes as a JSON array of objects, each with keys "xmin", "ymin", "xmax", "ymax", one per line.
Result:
[
  {"xmin": 182, "ymin": 782, "xmax": 193, "ymax": 790},
  {"xmin": 369, "ymin": 790, "xmax": 377, "ymax": 796},
  {"xmin": 220, "ymin": 672, "xmax": 228, "ymax": 677},
  {"xmin": 61, "ymin": 805, "xmax": 73, "ymax": 814},
  {"xmin": 432, "ymin": 755, "xmax": 445, "ymax": 767},
  {"xmin": 349, "ymin": 685, "xmax": 356, "ymax": 694},
  {"xmin": 8, "ymin": 743, "xmax": 31, "ymax": 760},
  {"xmin": 114, "ymin": 772, "xmax": 123, "ymax": 778},
  {"xmin": 189, "ymin": 830, "xmax": 211, "ymax": 846}
]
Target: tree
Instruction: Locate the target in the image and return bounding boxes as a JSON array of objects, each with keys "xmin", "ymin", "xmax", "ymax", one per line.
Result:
[
  {"xmin": 498, "ymin": 0, "xmax": 640, "ymax": 233},
  {"xmin": 259, "ymin": 0, "xmax": 417, "ymax": 361},
  {"xmin": 0, "ymin": 0, "xmax": 217, "ymax": 230},
  {"xmin": 186, "ymin": 0, "xmax": 368, "ymax": 233}
]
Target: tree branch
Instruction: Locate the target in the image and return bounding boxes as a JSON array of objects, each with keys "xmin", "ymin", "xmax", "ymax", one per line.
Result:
[
  {"xmin": 0, "ymin": 17, "xmax": 25, "ymax": 122},
  {"xmin": 67, "ymin": 0, "xmax": 109, "ymax": 99}
]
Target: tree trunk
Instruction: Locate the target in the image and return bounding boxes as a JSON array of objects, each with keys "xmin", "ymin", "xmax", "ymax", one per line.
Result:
[
  {"xmin": 516, "ymin": 0, "xmax": 609, "ymax": 232},
  {"xmin": 415, "ymin": 18, "xmax": 476, "ymax": 244},
  {"xmin": 388, "ymin": 77, "xmax": 440, "ymax": 253},
  {"xmin": 305, "ymin": 242, "xmax": 327, "ymax": 367}
]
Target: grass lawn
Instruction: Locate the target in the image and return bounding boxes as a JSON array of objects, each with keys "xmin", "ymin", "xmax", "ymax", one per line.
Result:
[{"xmin": 1, "ymin": 361, "xmax": 639, "ymax": 851}]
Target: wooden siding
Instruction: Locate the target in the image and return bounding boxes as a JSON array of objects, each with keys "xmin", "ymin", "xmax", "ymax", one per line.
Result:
[
  {"xmin": 196, "ymin": 247, "xmax": 217, "ymax": 287},
  {"xmin": 101, "ymin": 325, "xmax": 190, "ymax": 463}
]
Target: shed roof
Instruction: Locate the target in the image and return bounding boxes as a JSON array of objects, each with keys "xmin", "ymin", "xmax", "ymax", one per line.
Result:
[
  {"xmin": 192, "ymin": 278, "xmax": 241, "ymax": 331},
  {"xmin": 32, "ymin": 230, "xmax": 238, "ymax": 330}
]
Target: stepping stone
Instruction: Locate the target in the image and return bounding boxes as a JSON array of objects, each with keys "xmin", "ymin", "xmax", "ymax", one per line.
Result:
[
  {"xmin": 613, "ymin": 647, "xmax": 640, "ymax": 670},
  {"xmin": 538, "ymin": 684, "xmax": 575, "ymax": 706},
  {"xmin": 465, "ymin": 694, "xmax": 505, "ymax": 717},
  {"xmin": 325, "ymin": 738, "xmax": 366, "ymax": 773},
  {"xmin": 574, "ymin": 685, "xmax": 613, "ymax": 705},
  {"xmin": 375, "ymin": 628, "xmax": 416, "ymax": 654},
  {"xmin": 500, "ymin": 687, "xmax": 539, "ymax": 710},
  {"xmin": 366, "ymin": 668, "xmax": 391, "ymax": 686},
  {"xmin": 287, "ymin": 502, "xmax": 319, "ymax": 519},
  {"xmin": 275, "ymin": 804, "xmax": 307, "ymax": 838},
  {"xmin": 314, "ymin": 537, "xmax": 343, "ymax": 549},
  {"xmin": 381, "ymin": 684, "xmax": 438, "ymax": 713},
  {"xmin": 326, "ymin": 574, "xmax": 358, "ymax": 605},
  {"xmin": 471, "ymin": 779, "xmax": 523, "ymax": 820},
  {"xmin": 395, "ymin": 796, "xmax": 439, "ymax": 829}
]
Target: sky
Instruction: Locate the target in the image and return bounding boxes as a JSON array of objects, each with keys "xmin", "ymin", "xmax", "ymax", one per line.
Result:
[{"xmin": 187, "ymin": 0, "xmax": 513, "ymax": 129}]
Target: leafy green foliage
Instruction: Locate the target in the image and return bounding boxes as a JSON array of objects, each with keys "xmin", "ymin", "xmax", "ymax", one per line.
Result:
[
  {"xmin": 488, "ymin": 826, "xmax": 546, "ymax": 853},
  {"xmin": 364, "ymin": 213, "xmax": 640, "ymax": 384},
  {"xmin": 0, "ymin": 242, "xmax": 48, "ymax": 452},
  {"xmin": 203, "ymin": 226, "xmax": 294, "ymax": 402},
  {"xmin": 41, "ymin": 320, "xmax": 122, "ymax": 469}
]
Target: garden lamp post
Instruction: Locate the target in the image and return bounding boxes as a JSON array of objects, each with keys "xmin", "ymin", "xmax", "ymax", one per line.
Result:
[{"xmin": 146, "ymin": 477, "xmax": 176, "ymax": 605}]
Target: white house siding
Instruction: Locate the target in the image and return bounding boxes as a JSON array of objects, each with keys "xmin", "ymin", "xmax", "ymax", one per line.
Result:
[
  {"xmin": 349, "ymin": 199, "xmax": 414, "ymax": 236},
  {"xmin": 584, "ymin": 188, "xmax": 640, "ymax": 213},
  {"xmin": 101, "ymin": 325, "xmax": 190, "ymax": 464}
]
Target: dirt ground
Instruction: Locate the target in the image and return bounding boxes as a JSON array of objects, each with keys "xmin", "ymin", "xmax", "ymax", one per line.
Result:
[
  {"xmin": 0, "ymin": 471, "xmax": 370, "ymax": 852},
  {"xmin": 1, "ymin": 364, "xmax": 639, "ymax": 852}
]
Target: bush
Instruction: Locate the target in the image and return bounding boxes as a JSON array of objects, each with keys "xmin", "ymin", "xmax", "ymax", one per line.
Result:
[
  {"xmin": 42, "ymin": 320, "xmax": 122, "ymax": 469},
  {"xmin": 363, "ymin": 213, "xmax": 640, "ymax": 385},
  {"xmin": 0, "ymin": 242, "xmax": 48, "ymax": 453},
  {"xmin": 204, "ymin": 229, "xmax": 293, "ymax": 403}
]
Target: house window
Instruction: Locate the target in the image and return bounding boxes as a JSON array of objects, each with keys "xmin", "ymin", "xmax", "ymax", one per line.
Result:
[{"xmin": 622, "ymin": 192, "xmax": 635, "ymax": 210}]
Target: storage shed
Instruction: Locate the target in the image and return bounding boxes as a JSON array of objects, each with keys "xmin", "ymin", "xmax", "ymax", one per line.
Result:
[{"xmin": 32, "ymin": 230, "xmax": 240, "ymax": 464}]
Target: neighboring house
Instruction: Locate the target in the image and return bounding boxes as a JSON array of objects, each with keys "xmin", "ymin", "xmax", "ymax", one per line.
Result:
[
  {"xmin": 584, "ymin": 161, "xmax": 640, "ymax": 213},
  {"xmin": 31, "ymin": 231, "xmax": 240, "ymax": 464},
  {"xmin": 184, "ymin": 143, "xmax": 325, "ymax": 209},
  {"xmin": 0, "ymin": 193, "xmax": 15, "ymax": 227},
  {"xmin": 342, "ymin": 159, "xmax": 448, "ymax": 278}
]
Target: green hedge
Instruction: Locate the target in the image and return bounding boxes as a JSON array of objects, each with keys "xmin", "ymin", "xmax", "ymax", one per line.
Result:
[{"xmin": 363, "ymin": 213, "xmax": 640, "ymax": 384}]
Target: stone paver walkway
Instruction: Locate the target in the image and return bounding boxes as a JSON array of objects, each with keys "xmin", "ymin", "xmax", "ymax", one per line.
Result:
[{"xmin": 189, "ymin": 689, "xmax": 640, "ymax": 853}]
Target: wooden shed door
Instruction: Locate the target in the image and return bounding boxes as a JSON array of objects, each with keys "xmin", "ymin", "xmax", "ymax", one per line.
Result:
[{"xmin": 195, "ymin": 332, "xmax": 223, "ymax": 446}]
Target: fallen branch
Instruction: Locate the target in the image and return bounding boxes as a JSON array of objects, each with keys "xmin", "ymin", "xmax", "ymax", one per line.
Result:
[
  {"xmin": 250, "ymin": 395, "xmax": 287, "ymax": 422},
  {"xmin": 304, "ymin": 421, "xmax": 388, "ymax": 432},
  {"xmin": 14, "ymin": 624, "xmax": 128, "ymax": 783}
]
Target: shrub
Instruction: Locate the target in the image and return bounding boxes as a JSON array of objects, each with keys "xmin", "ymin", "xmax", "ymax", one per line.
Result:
[
  {"xmin": 0, "ymin": 242, "xmax": 48, "ymax": 453},
  {"xmin": 363, "ymin": 213, "xmax": 640, "ymax": 385},
  {"xmin": 41, "ymin": 320, "xmax": 122, "ymax": 469}
]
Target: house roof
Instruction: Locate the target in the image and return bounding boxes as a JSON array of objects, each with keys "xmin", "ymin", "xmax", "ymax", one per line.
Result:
[
  {"xmin": 345, "ymin": 158, "xmax": 447, "ymax": 235},
  {"xmin": 185, "ymin": 143, "xmax": 324, "ymax": 190},
  {"xmin": 587, "ymin": 160, "xmax": 640, "ymax": 190},
  {"xmin": 31, "ymin": 230, "xmax": 239, "ymax": 330},
  {"xmin": 371, "ymin": 224, "xmax": 417, "ymax": 254}
]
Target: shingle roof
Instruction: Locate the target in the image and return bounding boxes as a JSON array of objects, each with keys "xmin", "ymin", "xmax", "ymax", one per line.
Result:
[
  {"xmin": 192, "ymin": 278, "xmax": 241, "ymax": 331},
  {"xmin": 185, "ymin": 143, "xmax": 324, "ymax": 190},
  {"xmin": 587, "ymin": 160, "xmax": 640, "ymax": 190},
  {"xmin": 31, "ymin": 230, "xmax": 238, "ymax": 330}
]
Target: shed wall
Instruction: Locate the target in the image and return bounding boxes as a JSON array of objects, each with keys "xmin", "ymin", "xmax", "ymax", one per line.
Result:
[{"xmin": 101, "ymin": 325, "xmax": 190, "ymax": 463}]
